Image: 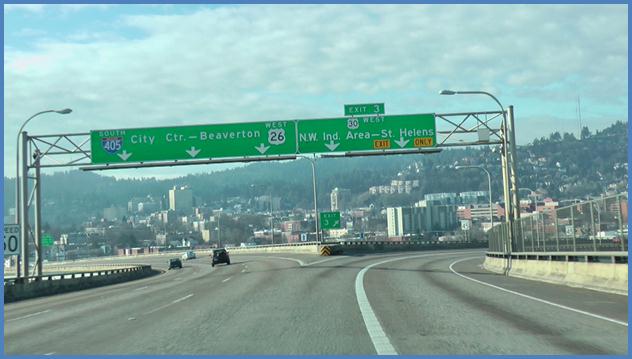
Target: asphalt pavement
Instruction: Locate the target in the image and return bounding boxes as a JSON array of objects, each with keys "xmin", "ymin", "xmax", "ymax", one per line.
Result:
[{"xmin": 3, "ymin": 250, "xmax": 628, "ymax": 355}]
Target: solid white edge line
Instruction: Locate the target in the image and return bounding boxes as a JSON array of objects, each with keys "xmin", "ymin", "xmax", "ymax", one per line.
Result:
[
  {"xmin": 449, "ymin": 256, "xmax": 628, "ymax": 327},
  {"xmin": 222, "ymin": 277, "xmax": 232, "ymax": 283},
  {"xmin": 354, "ymin": 250, "xmax": 483, "ymax": 355},
  {"xmin": 6, "ymin": 309, "xmax": 51, "ymax": 322},
  {"xmin": 356, "ymin": 263, "xmax": 398, "ymax": 355}
]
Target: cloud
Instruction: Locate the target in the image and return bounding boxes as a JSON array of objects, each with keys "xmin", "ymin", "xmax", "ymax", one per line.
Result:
[
  {"xmin": 4, "ymin": 4, "xmax": 628, "ymax": 178},
  {"xmin": 4, "ymin": 4, "xmax": 111, "ymax": 13},
  {"xmin": 4, "ymin": 4, "xmax": 45, "ymax": 12}
]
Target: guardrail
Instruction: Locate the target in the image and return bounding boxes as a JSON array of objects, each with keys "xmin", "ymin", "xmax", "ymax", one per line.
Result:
[
  {"xmin": 486, "ymin": 251, "xmax": 628, "ymax": 264},
  {"xmin": 4, "ymin": 264, "xmax": 151, "ymax": 285},
  {"xmin": 338, "ymin": 240, "xmax": 471, "ymax": 246},
  {"xmin": 225, "ymin": 241, "xmax": 320, "ymax": 249},
  {"xmin": 4, "ymin": 264, "xmax": 157, "ymax": 302}
]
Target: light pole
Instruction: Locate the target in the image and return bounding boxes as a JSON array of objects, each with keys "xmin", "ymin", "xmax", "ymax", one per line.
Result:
[
  {"xmin": 440, "ymin": 90, "xmax": 517, "ymax": 272},
  {"xmin": 298, "ymin": 155, "xmax": 320, "ymax": 243},
  {"xmin": 15, "ymin": 108, "xmax": 71, "ymax": 280},
  {"xmin": 217, "ymin": 208, "xmax": 222, "ymax": 248},
  {"xmin": 269, "ymin": 193, "xmax": 274, "ymax": 244},
  {"xmin": 455, "ymin": 165, "xmax": 493, "ymax": 231},
  {"xmin": 16, "ymin": 109, "xmax": 72, "ymax": 222}
]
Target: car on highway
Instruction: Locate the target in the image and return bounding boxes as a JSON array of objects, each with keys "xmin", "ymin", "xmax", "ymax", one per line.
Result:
[
  {"xmin": 181, "ymin": 251, "xmax": 196, "ymax": 260},
  {"xmin": 211, "ymin": 248, "xmax": 230, "ymax": 267},
  {"xmin": 168, "ymin": 258, "xmax": 183, "ymax": 270}
]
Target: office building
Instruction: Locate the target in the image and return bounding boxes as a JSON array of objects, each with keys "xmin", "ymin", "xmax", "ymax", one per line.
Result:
[{"xmin": 169, "ymin": 186, "xmax": 193, "ymax": 215}]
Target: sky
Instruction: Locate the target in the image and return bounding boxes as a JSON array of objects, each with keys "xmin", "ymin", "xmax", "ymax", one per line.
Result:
[{"xmin": 3, "ymin": 4, "xmax": 628, "ymax": 179}]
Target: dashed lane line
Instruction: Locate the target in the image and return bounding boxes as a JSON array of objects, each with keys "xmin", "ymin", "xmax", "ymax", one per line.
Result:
[
  {"xmin": 144, "ymin": 294, "xmax": 194, "ymax": 315},
  {"xmin": 6, "ymin": 310, "xmax": 51, "ymax": 322}
]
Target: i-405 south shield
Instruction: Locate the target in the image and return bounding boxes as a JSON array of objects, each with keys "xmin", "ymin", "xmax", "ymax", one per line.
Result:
[{"xmin": 101, "ymin": 137, "xmax": 123, "ymax": 154}]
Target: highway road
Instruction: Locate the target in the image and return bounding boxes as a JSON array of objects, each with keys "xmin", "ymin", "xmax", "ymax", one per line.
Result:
[{"xmin": 4, "ymin": 250, "xmax": 628, "ymax": 355}]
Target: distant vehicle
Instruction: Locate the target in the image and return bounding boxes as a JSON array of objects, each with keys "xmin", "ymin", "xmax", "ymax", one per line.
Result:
[
  {"xmin": 211, "ymin": 248, "xmax": 230, "ymax": 267},
  {"xmin": 168, "ymin": 258, "xmax": 183, "ymax": 270},
  {"xmin": 181, "ymin": 251, "xmax": 196, "ymax": 260}
]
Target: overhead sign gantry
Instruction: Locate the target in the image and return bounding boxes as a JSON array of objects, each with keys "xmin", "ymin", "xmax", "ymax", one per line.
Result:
[{"xmin": 18, "ymin": 100, "xmax": 515, "ymax": 283}]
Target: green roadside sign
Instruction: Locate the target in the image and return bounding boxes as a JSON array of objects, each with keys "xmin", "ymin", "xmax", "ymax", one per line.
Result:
[
  {"xmin": 297, "ymin": 113, "xmax": 436, "ymax": 154},
  {"xmin": 90, "ymin": 121, "xmax": 296, "ymax": 164},
  {"xmin": 42, "ymin": 234, "xmax": 54, "ymax": 247},
  {"xmin": 344, "ymin": 103, "xmax": 385, "ymax": 116},
  {"xmin": 320, "ymin": 211, "xmax": 341, "ymax": 230}
]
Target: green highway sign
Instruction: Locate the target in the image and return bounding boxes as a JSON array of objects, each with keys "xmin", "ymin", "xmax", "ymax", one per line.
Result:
[
  {"xmin": 344, "ymin": 103, "xmax": 385, "ymax": 116},
  {"xmin": 297, "ymin": 113, "xmax": 436, "ymax": 154},
  {"xmin": 90, "ymin": 112, "xmax": 436, "ymax": 165},
  {"xmin": 320, "ymin": 211, "xmax": 341, "ymax": 230},
  {"xmin": 42, "ymin": 234, "xmax": 54, "ymax": 247},
  {"xmin": 91, "ymin": 121, "xmax": 296, "ymax": 164}
]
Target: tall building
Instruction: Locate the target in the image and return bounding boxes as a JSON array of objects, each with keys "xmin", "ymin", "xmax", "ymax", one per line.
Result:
[
  {"xmin": 387, "ymin": 203, "xmax": 458, "ymax": 237},
  {"xmin": 330, "ymin": 188, "xmax": 351, "ymax": 212},
  {"xmin": 387, "ymin": 207, "xmax": 425, "ymax": 237},
  {"xmin": 168, "ymin": 186, "xmax": 193, "ymax": 215}
]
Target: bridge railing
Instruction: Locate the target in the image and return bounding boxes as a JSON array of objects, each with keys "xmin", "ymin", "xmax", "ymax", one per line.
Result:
[
  {"xmin": 4, "ymin": 264, "xmax": 151, "ymax": 286},
  {"xmin": 488, "ymin": 193, "xmax": 628, "ymax": 253}
]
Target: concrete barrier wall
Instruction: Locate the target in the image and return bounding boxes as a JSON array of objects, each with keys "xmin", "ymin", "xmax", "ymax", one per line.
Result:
[
  {"xmin": 4, "ymin": 266, "xmax": 158, "ymax": 303},
  {"xmin": 484, "ymin": 256, "xmax": 628, "ymax": 296},
  {"xmin": 341, "ymin": 241, "xmax": 487, "ymax": 253},
  {"xmin": 225, "ymin": 245, "xmax": 319, "ymax": 255}
]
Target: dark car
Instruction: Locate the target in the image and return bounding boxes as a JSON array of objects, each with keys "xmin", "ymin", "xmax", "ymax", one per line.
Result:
[
  {"xmin": 168, "ymin": 258, "xmax": 183, "ymax": 270},
  {"xmin": 211, "ymin": 248, "xmax": 230, "ymax": 267}
]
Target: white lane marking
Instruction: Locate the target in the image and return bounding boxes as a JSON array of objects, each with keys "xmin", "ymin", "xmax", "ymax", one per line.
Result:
[
  {"xmin": 303, "ymin": 256, "xmax": 345, "ymax": 267},
  {"xmin": 266, "ymin": 256, "xmax": 305, "ymax": 266},
  {"xmin": 355, "ymin": 263, "xmax": 398, "ymax": 355},
  {"xmin": 134, "ymin": 286, "xmax": 149, "ymax": 291},
  {"xmin": 222, "ymin": 277, "xmax": 232, "ymax": 283},
  {"xmin": 145, "ymin": 294, "xmax": 194, "ymax": 314},
  {"xmin": 449, "ymin": 257, "xmax": 628, "ymax": 327},
  {"xmin": 44, "ymin": 352, "xmax": 55, "ymax": 355},
  {"xmin": 172, "ymin": 293, "xmax": 194, "ymax": 304},
  {"xmin": 241, "ymin": 269, "xmax": 247, "ymax": 273},
  {"xmin": 6, "ymin": 310, "xmax": 51, "ymax": 322},
  {"xmin": 354, "ymin": 251, "xmax": 480, "ymax": 355},
  {"xmin": 239, "ymin": 255, "xmax": 345, "ymax": 267}
]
